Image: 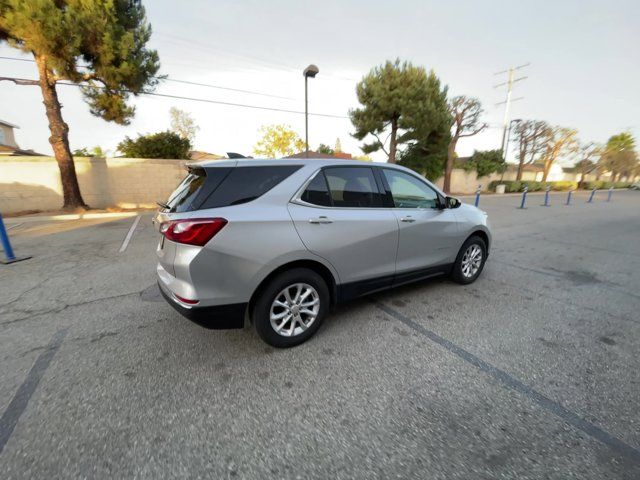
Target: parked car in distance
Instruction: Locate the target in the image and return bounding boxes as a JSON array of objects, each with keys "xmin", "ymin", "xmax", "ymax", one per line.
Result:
[
  {"xmin": 630, "ymin": 181, "xmax": 640, "ymax": 190},
  {"xmin": 155, "ymin": 159, "xmax": 491, "ymax": 347}
]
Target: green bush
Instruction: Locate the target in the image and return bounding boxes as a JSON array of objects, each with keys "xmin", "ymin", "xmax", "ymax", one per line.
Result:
[
  {"xmin": 489, "ymin": 180, "xmax": 579, "ymax": 192},
  {"xmin": 117, "ymin": 130, "xmax": 191, "ymax": 159},
  {"xmin": 549, "ymin": 181, "xmax": 578, "ymax": 191}
]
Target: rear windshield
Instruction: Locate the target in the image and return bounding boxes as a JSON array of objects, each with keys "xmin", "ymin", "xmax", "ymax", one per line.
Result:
[
  {"xmin": 164, "ymin": 168, "xmax": 207, "ymax": 213},
  {"xmin": 163, "ymin": 165, "xmax": 300, "ymax": 212}
]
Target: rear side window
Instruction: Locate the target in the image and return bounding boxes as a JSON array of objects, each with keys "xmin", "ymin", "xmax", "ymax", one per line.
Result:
[
  {"xmin": 200, "ymin": 165, "xmax": 301, "ymax": 209},
  {"xmin": 324, "ymin": 167, "xmax": 382, "ymax": 208}
]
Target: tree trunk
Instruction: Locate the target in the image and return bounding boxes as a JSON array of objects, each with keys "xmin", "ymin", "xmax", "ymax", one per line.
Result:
[
  {"xmin": 388, "ymin": 117, "xmax": 398, "ymax": 164},
  {"xmin": 516, "ymin": 157, "xmax": 524, "ymax": 182},
  {"xmin": 542, "ymin": 163, "xmax": 550, "ymax": 182},
  {"xmin": 578, "ymin": 172, "xmax": 585, "ymax": 188},
  {"xmin": 35, "ymin": 55, "xmax": 88, "ymax": 210},
  {"xmin": 444, "ymin": 136, "xmax": 457, "ymax": 194}
]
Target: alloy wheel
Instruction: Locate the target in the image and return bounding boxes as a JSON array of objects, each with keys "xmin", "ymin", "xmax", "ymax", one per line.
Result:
[
  {"xmin": 461, "ymin": 244, "xmax": 483, "ymax": 278},
  {"xmin": 269, "ymin": 283, "xmax": 320, "ymax": 337}
]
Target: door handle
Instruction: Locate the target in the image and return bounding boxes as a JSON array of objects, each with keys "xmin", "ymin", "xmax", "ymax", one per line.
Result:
[
  {"xmin": 309, "ymin": 216, "xmax": 333, "ymax": 224},
  {"xmin": 400, "ymin": 216, "xmax": 416, "ymax": 223}
]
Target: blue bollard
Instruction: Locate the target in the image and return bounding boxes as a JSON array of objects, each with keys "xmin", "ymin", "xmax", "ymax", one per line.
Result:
[
  {"xmin": 542, "ymin": 185, "xmax": 551, "ymax": 207},
  {"xmin": 474, "ymin": 184, "xmax": 481, "ymax": 207},
  {"xmin": 587, "ymin": 188, "xmax": 596, "ymax": 203},
  {"xmin": 518, "ymin": 185, "xmax": 528, "ymax": 209},
  {"xmin": 607, "ymin": 186, "xmax": 613, "ymax": 202},
  {"xmin": 0, "ymin": 213, "xmax": 31, "ymax": 265},
  {"xmin": 566, "ymin": 189, "xmax": 573, "ymax": 205}
]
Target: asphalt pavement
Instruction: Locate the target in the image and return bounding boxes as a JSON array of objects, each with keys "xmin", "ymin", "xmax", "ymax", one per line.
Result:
[{"xmin": 1, "ymin": 189, "xmax": 639, "ymax": 479}]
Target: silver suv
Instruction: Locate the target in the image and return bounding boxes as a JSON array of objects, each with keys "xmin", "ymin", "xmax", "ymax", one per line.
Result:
[{"xmin": 156, "ymin": 159, "xmax": 491, "ymax": 347}]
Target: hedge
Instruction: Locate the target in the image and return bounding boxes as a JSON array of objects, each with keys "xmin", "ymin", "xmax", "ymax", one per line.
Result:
[
  {"xmin": 581, "ymin": 181, "xmax": 632, "ymax": 190},
  {"xmin": 489, "ymin": 180, "xmax": 631, "ymax": 192}
]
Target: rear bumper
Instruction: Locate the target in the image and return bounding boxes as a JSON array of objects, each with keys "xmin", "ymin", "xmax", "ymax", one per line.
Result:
[{"xmin": 158, "ymin": 280, "xmax": 247, "ymax": 329}]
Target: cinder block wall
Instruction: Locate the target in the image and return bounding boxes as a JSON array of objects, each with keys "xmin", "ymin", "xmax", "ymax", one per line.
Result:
[
  {"xmin": 1, "ymin": 158, "xmax": 619, "ymax": 214},
  {"xmin": 0, "ymin": 156, "xmax": 187, "ymax": 213}
]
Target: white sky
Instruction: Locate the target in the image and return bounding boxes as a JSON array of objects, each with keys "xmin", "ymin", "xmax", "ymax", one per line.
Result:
[{"xmin": 0, "ymin": 0, "xmax": 638, "ymax": 163}]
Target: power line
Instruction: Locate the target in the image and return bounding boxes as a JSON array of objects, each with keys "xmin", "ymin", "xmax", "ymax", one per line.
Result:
[
  {"xmin": 155, "ymin": 32, "xmax": 360, "ymax": 83},
  {"xmin": 0, "ymin": 75, "xmax": 349, "ymax": 119},
  {"xmin": 0, "ymin": 55, "xmax": 295, "ymax": 100}
]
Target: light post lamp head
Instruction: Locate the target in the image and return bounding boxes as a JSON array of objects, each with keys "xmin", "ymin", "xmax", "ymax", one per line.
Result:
[{"xmin": 303, "ymin": 64, "xmax": 319, "ymax": 78}]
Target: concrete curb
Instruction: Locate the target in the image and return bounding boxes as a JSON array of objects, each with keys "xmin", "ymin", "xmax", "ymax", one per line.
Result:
[{"xmin": 4, "ymin": 211, "xmax": 143, "ymax": 224}]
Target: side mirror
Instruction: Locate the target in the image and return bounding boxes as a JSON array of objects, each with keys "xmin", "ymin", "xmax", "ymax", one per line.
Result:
[{"xmin": 445, "ymin": 196, "xmax": 461, "ymax": 209}]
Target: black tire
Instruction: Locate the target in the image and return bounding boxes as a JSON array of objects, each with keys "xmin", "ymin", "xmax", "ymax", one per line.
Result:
[
  {"xmin": 451, "ymin": 235, "xmax": 487, "ymax": 285},
  {"xmin": 253, "ymin": 268, "xmax": 330, "ymax": 348}
]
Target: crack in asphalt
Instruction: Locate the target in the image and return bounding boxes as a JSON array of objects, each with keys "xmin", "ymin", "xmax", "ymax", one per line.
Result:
[{"xmin": 0, "ymin": 290, "xmax": 143, "ymax": 327}]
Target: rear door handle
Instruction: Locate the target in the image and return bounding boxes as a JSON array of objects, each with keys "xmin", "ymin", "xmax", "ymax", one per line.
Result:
[
  {"xmin": 309, "ymin": 216, "xmax": 333, "ymax": 224},
  {"xmin": 400, "ymin": 216, "xmax": 416, "ymax": 223}
]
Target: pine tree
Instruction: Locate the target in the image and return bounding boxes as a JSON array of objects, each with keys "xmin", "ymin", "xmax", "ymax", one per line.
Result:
[
  {"xmin": 350, "ymin": 59, "xmax": 450, "ymax": 164},
  {"xmin": 0, "ymin": 0, "xmax": 161, "ymax": 209}
]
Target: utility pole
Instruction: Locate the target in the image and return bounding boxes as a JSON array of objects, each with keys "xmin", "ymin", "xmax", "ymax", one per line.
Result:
[{"xmin": 494, "ymin": 63, "xmax": 529, "ymax": 154}]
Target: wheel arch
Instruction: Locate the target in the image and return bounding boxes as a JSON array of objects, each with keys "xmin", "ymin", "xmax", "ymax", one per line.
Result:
[
  {"xmin": 467, "ymin": 229, "xmax": 490, "ymax": 256},
  {"xmin": 248, "ymin": 259, "xmax": 338, "ymax": 322}
]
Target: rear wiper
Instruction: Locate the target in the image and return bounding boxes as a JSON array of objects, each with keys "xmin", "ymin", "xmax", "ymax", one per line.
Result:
[{"xmin": 156, "ymin": 201, "xmax": 170, "ymax": 210}]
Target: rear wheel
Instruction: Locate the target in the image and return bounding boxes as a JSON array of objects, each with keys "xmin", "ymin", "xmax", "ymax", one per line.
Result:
[
  {"xmin": 451, "ymin": 236, "xmax": 487, "ymax": 284},
  {"xmin": 253, "ymin": 268, "xmax": 329, "ymax": 348}
]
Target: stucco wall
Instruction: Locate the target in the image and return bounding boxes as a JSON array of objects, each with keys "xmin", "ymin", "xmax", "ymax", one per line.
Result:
[{"xmin": 1, "ymin": 156, "xmax": 187, "ymax": 213}]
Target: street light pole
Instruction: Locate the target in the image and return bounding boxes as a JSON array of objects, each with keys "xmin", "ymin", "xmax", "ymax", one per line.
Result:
[{"xmin": 303, "ymin": 64, "xmax": 319, "ymax": 158}]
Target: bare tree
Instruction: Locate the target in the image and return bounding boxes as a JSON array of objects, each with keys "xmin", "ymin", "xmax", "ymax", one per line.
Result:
[
  {"xmin": 541, "ymin": 127, "xmax": 579, "ymax": 182},
  {"xmin": 445, "ymin": 96, "xmax": 487, "ymax": 193},
  {"xmin": 170, "ymin": 107, "xmax": 199, "ymax": 143},
  {"xmin": 574, "ymin": 142, "xmax": 601, "ymax": 187},
  {"xmin": 511, "ymin": 120, "xmax": 551, "ymax": 181}
]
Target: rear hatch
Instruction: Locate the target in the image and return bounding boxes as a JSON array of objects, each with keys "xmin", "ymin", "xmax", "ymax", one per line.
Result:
[
  {"xmin": 155, "ymin": 161, "xmax": 301, "ymax": 275},
  {"xmin": 155, "ymin": 164, "xmax": 234, "ymax": 275}
]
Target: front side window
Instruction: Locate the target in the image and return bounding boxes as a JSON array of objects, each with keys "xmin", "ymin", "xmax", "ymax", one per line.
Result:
[
  {"xmin": 324, "ymin": 167, "xmax": 382, "ymax": 208},
  {"xmin": 382, "ymin": 169, "xmax": 440, "ymax": 209}
]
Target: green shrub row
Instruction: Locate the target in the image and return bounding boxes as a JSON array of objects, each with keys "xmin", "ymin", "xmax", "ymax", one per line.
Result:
[
  {"xmin": 580, "ymin": 181, "xmax": 632, "ymax": 190},
  {"xmin": 489, "ymin": 180, "xmax": 631, "ymax": 192}
]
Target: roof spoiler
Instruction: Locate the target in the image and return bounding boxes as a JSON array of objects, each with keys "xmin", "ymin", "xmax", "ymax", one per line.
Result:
[{"xmin": 227, "ymin": 152, "xmax": 253, "ymax": 159}]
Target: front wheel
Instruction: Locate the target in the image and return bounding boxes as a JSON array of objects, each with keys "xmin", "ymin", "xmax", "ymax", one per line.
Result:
[
  {"xmin": 253, "ymin": 268, "xmax": 329, "ymax": 348},
  {"xmin": 451, "ymin": 236, "xmax": 487, "ymax": 284}
]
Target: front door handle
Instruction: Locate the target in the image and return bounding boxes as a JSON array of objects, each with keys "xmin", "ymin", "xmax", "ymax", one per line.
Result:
[
  {"xmin": 309, "ymin": 216, "xmax": 333, "ymax": 224},
  {"xmin": 400, "ymin": 216, "xmax": 416, "ymax": 223}
]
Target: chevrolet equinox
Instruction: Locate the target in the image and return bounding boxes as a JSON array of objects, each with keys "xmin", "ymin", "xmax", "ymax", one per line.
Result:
[{"xmin": 156, "ymin": 159, "xmax": 491, "ymax": 347}]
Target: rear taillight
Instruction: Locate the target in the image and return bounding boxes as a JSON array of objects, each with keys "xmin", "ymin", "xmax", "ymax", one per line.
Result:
[{"xmin": 161, "ymin": 218, "xmax": 228, "ymax": 246}]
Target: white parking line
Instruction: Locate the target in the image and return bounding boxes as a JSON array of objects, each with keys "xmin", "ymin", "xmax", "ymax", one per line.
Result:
[
  {"xmin": 7, "ymin": 223, "xmax": 23, "ymax": 230},
  {"xmin": 118, "ymin": 215, "xmax": 141, "ymax": 253}
]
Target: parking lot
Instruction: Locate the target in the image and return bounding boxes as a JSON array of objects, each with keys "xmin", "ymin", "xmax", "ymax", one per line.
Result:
[{"xmin": 1, "ymin": 189, "xmax": 639, "ymax": 479}]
